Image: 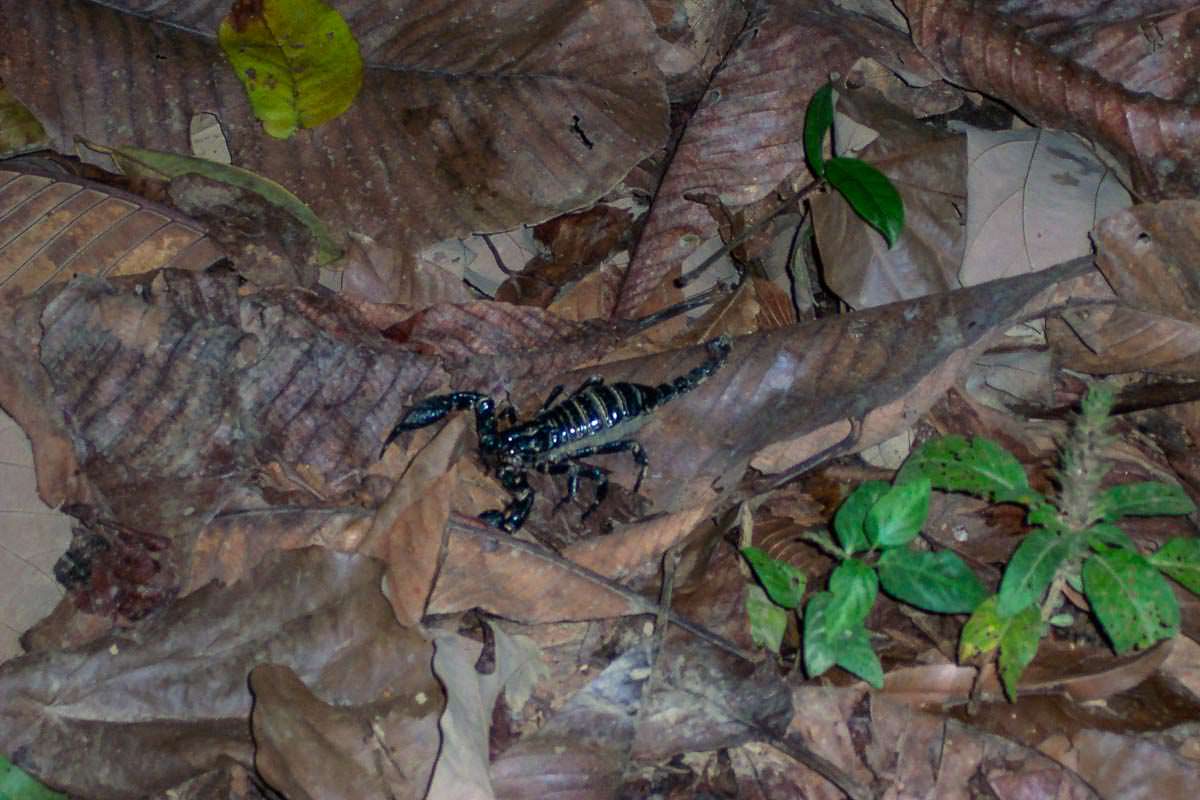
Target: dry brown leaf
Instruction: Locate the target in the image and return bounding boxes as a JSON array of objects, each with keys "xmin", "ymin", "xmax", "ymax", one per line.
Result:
[
  {"xmin": 0, "ymin": 548, "xmax": 443, "ymax": 798},
  {"xmin": 0, "ymin": 0, "xmax": 667, "ymax": 274},
  {"xmin": 614, "ymin": 3, "xmax": 944, "ymax": 318},
  {"xmin": 810, "ymin": 84, "xmax": 966, "ymax": 308},
  {"xmin": 905, "ymin": 0, "xmax": 1200, "ymax": 199},
  {"xmin": 251, "ymin": 663, "xmax": 437, "ymax": 800},
  {"xmin": 0, "ymin": 268, "xmax": 440, "ymax": 620},
  {"xmin": 0, "ymin": 166, "xmax": 224, "ymax": 295},
  {"xmin": 364, "ymin": 416, "xmax": 465, "ymax": 626},
  {"xmin": 959, "ymin": 128, "xmax": 1131, "ymax": 286}
]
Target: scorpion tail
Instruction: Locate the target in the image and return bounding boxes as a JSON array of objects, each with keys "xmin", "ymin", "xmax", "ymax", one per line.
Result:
[{"xmin": 654, "ymin": 335, "xmax": 732, "ymax": 402}]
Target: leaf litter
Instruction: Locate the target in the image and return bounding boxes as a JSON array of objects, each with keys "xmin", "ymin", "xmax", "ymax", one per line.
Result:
[{"xmin": 1, "ymin": 0, "xmax": 1200, "ymax": 798}]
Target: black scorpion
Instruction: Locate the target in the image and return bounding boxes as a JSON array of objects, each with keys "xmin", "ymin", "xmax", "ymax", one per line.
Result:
[{"xmin": 384, "ymin": 336, "xmax": 731, "ymax": 532}]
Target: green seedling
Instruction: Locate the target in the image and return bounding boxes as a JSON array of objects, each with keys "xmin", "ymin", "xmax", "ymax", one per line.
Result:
[{"xmin": 804, "ymin": 82, "xmax": 904, "ymax": 247}]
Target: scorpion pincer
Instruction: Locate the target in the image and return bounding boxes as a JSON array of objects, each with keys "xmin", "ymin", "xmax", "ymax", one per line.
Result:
[{"xmin": 384, "ymin": 336, "xmax": 732, "ymax": 532}]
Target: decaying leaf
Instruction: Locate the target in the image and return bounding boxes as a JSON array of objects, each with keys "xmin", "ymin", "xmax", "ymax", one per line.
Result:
[
  {"xmin": 0, "ymin": 548, "xmax": 442, "ymax": 798},
  {"xmin": 906, "ymin": 0, "xmax": 1200, "ymax": 199},
  {"xmin": 0, "ymin": 166, "xmax": 225, "ymax": 294}
]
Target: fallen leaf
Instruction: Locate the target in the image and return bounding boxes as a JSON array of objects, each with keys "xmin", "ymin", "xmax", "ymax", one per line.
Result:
[
  {"xmin": 0, "ymin": 548, "xmax": 443, "ymax": 798},
  {"xmin": 0, "ymin": 0, "xmax": 668, "ymax": 273},
  {"xmin": 0, "ymin": 166, "xmax": 225, "ymax": 295}
]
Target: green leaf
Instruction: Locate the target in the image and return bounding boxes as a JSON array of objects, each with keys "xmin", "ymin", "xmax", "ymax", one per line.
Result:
[
  {"xmin": 1096, "ymin": 482, "xmax": 1196, "ymax": 520},
  {"xmin": 1083, "ymin": 548, "xmax": 1180, "ymax": 653},
  {"xmin": 958, "ymin": 596, "xmax": 1042, "ymax": 701},
  {"xmin": 898, "ymin": 435, "xmax": 1037, "ymax": 506},
  {"xmin": 824, "ymin": 156, "xmax": 904, "ymax": 247},
  {"xmin": 834, "ymin": 626, "xmax": 884, "ymax": 689},
  {"xmin": 106, "ymin": 144, "xmax": 343, "ymax": 265},
  {"xmin": 746, "ymin": 584, "xmax": 788, "ymax": 653},
  {"xmin": 0, "ymin": 756, "xmax": 65, "ymax": 799},
  {"xmin": 996, "ymin": 529, "xmax": 1072, "ymax": 617},
  {"xmin": 827, "ymin": 559, "xmax": 878, "ymax": 631},
  {"xmin": 865, "ymin": 478, "xmax": 930, "ymax": 548},
  {"xmin": 1048, "ymin": 612, "xmax": 1074, "ymax": 627},
  {"xmin": 834, "ymin": 480, "xmax": 889, "ymax": 555},
  {"xmin": 741, "ymin": 547, "xmax": 806, "ymax": 609},
  {"xmin": 1087, "ymin": 523, "xmax": 1137, "ymax": 551},
  {"xmin": 219, "ymin": 0, "xmax": 364, "ymax": 139},
  {"xmin": 803, "ymin": 83, "xmax": 834, "ymax": 178},
  {"xmin": 804, "ymin": 591, "xmax": 838, "ymax": 677},
  {"xmin": 1149, "ymin": 538, "xmax": 1200, "ymax": 595},
  {"xmin": 878, "ymin": 548, "xmax": 987, "ymax": 613},
  {"xmin": 998, "ymin": 603, "xmax": 1043, "ymax": 702}
]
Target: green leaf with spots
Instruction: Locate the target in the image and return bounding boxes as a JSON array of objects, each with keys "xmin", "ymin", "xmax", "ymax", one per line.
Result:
[
  {"xmin": 219, "ymin": 0, "xmax": 364, "ymax": 139},
  {"xmin": 1149, "ymin": 538, "xmax": 1200, "ymax": 595},
  {"xmin": 824, "ymin": 156, "xmax": 904, "ymax": 247},
  {"xmin": 742, "ymin": 547, "xmax": 806, "ymax": 609},
  {"xmin": 1083, "ymin": 548, "xmax": 1180, "ymax": 653},
  {"xmin": 1095, "ymin": 482, "xmax": 1196, "ymax": 520},
  {"xmin": 746, "ymin": 584, "xmax": 788, "ymax": 653},
  {"xmin": 996, "ymin": 529, "xmax": 1072, "ymax": 617},
  {"xmin": 897, "ymin": 435, "xmax": 1038, "ymax": 507},
  {"xmin": 865, "ymin": 478, "xmax": 930, "ymax": 548},
  {"xmin": 834, "ymin": 480, "xmax": 889, "ymax": 555},
  {"xmin": 878, "ymin": 548, "xmax": 987, "ymax": 613},
  {"xmin": 960, "ymin": 596, "xmax": 1044, "ymax": 701},
  {"xmin": 803, "ymin": 83, "xmax": 834, "ymax": 178}
]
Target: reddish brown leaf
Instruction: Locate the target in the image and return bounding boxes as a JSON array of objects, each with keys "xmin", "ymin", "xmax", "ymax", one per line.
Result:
[
  {"xmin": 0, "ymin": 0, "xmax": 668, "ymax": 267},
  {"xmin": 905, "ymin": 0, "xmax": 1200, "ymax": 199},
  {"xmin": 0, "ymin": 268, "xmax": 440, "ymax": 619}
]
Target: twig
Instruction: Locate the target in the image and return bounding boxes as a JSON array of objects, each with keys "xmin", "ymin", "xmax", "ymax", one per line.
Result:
[{"xmin": 674, "ymin": 181, "xmax": 821, "ymax": 289}]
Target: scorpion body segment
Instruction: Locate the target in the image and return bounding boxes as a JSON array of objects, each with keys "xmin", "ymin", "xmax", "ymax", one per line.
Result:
[{"xmin": 385, "ymin": 336, "xmax": 731, "ymax": 531}]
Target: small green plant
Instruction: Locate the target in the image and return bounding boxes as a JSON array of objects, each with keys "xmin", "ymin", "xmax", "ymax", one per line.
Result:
[
  {"xmin": 744, "ymin": 474, "xmax": 986, "ymax": 688},
  {"xmin": 804, "ymin": 82, "xmax": 904, "ymax": 247},
  {"xmin": 743, "ymin": 384, "xmax": 1199, "ymax": 698}
]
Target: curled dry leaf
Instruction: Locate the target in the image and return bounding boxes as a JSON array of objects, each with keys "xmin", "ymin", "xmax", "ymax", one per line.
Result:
[
  {"xmin": 905, "ymin": 0, "xmax": 1200, "ymax": 199},
  {"xmin": 615, "ymin": 3, "xmax": 941, "ymax": 318},
  {"xmin": 0, "ymin": 0, "xmax": 667, "ymax": 267},
  {"xmin": 1050, "ymin": 200, "xmax": 1200, "ymax": 377},
  {"xmin": 0, "ymin": 166, "xmax": 224, "ymax": 295},
  {"xmin": 0, "ymin": 548, "xmax": 442, "ymax": 799}
]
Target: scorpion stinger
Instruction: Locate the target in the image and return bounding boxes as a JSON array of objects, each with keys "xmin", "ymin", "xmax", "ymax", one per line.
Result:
[{"xmin": 384, "ymin": 335, "xmax": 732, "ymax": 532}]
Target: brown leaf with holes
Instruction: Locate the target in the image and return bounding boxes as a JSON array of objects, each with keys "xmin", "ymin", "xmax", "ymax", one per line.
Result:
[
  {"xmin": 0, "ymin": 0, "xmax": 667, "ymax": 275},
  {"xmin": 904, "ymin": 0, "xmax": 1200, "ymax": 199},
  {"xmin": 0, "ymin": 548, "xmax": 442, "ymax": 799},
  {"xmin": 614, "ymin": 3, "xmax": 944, "ymax": 318},
  {"xmin": 0, "ymin": 167, "xmax": 224, "ymax": 295}
]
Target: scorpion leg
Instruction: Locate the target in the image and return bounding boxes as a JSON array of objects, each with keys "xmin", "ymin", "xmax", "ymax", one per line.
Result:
[
  {"xmin": 560, "ymin": 439, "xmax": 649, "ymax": 493},
  {"xmin": 481, "ymin": 464, "xmax": 536, "ymax": 532}
]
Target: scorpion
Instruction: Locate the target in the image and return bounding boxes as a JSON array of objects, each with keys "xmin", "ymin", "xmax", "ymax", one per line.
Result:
[{"xmin": 384, "ymin": 336, "xmax": 732, "ymax": 532}]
